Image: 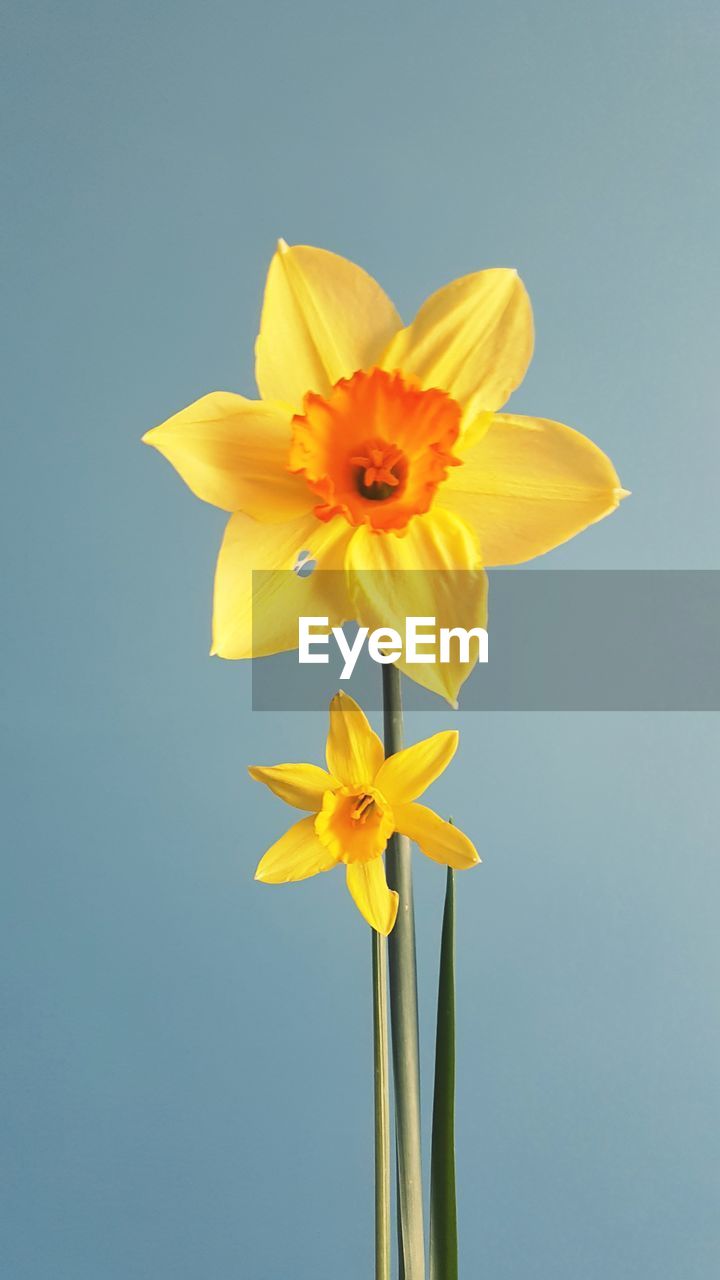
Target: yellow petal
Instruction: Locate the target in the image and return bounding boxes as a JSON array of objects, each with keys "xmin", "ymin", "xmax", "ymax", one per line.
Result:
[
  {"xmin": 248, "ymin": 763, "xmax": 336, "ymax": 811},
  {"xmin": 255, "ymin": 815, "xmax": 338, "ymax": 882},
  {"xmin": 255, "ymin": 241, "xmax": 403, "ymax": 409},
  {"xmin": 381, "ymin": 268, "xmax": 533, "ymax": 417},
  {"xmin": 440, "ymin": 413, "xmax": 626, "ymax": 565},
  {"xmin": 143, "ymin": 393, "xmax": 312, "ymax": 521},
  {"xmin": 346, "ymin": 858, "xmax": 399, "ymax": 935},
  {"xmin": 376, "ymin": 731, "xmax": 458, "ymax": 804},
  {"xmin": 325, "ymin": 691, "xmax": 384, "ymax": 788},
  {"xmin": 394, "ymin": 803, "xmax": 480, "ymax": 870},
  {"xmin": 346, "ymin": 511, "xmax": 487, "ymax": 705},
  {"xmin": 458, "ymin": 409, "xmax": 495, "ymax": 451},
  {"xmin": 212, "ymin": 510, "xmax": 352, "ymax": 658}
]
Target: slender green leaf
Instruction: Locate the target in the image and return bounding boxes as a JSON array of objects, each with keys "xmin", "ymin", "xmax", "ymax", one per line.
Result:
[{"xmin": 429, "ymin": 866, "xmax": 457, "ymax": 1280}]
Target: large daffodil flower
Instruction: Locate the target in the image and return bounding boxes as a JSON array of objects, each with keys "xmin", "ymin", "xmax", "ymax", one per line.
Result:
[
  {"xmin": 249, "ymin": 692, "xmax": 479, "ymax": 935},
  {"xmin": 144, "ymin": 241, "xmax": 626, "ymax": 703}
]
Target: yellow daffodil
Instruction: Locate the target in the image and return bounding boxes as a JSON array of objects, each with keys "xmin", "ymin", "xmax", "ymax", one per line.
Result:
[
  {"xmin": 144, "ymin": 241, "xmax": 626, "ymax": 702},
  {"xmin": 249, "ymin": 691, "xmax": 479, "ymax": 935}
]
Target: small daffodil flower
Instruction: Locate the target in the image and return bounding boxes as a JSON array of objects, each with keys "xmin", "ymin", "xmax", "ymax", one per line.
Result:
[{"xmin": 249, "ymin": 691, "xmax": 479, "ymax": 935}]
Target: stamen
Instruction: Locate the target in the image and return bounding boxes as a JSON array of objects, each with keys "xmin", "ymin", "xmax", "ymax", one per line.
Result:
[
  {"xmin": 352, "ymin": 793, "xmax": 376, "ymax": 823},
  {"xmin": 351, "ymin": 441, "xmax": 406, "ymax": 501}
]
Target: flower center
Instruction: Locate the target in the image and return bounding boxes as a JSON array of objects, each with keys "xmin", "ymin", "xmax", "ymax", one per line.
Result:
[
  {"xmin": 315, "ymin": 784, "xmax": 394, "ymax": 863},
  {"xmin": 351, "ymin": 441, "xmax": 407, "ymax": 502},
  {"xmin": 351, "ymin": 792, "xmax": 376, "ymax": 822},
  {"xmin": 289, "ymin": 367, "xmax": 463, "ymax": 532}
]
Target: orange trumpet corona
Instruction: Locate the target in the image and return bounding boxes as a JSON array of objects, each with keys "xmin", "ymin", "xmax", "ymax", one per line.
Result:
[{"xmin": 289, "ymin": 367, "xmax": 463, "ymax": 533}]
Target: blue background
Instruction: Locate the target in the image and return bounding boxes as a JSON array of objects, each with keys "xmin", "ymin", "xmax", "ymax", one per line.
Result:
[{"xmin": 2, "ymin": 1, "xmax": 719, "ymax": 1276}]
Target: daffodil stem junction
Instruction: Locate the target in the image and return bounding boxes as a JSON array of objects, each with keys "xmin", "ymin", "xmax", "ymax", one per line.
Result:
[
  {"xmin": 382, "ymin": 663, "xmax": 425, "ymax": 1280},
  {"xmin": 372, "ymin": 930, "xmax": 391, "ymax": 1280},
  {"xmin": 429, "ymin": 866, "xmax": 457, "ymax": 1280}
]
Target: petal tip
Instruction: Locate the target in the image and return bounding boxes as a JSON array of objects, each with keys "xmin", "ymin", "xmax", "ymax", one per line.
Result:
[{"xmin": 381, "ymin": 890, "xmax": 400, "ymax": 935}]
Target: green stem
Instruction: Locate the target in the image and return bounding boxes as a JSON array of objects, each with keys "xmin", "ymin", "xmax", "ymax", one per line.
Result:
[
  {"xmin": 382, "ymin": 663, "xmax": 425, "ymax": 1280},
  {"xmin": 429, "ymin": 867, "xmax": 457, "ymax": 1280},
  {"xmin": 373, "ymin": 929, "xmax": 391, "ymax": 1280}
]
